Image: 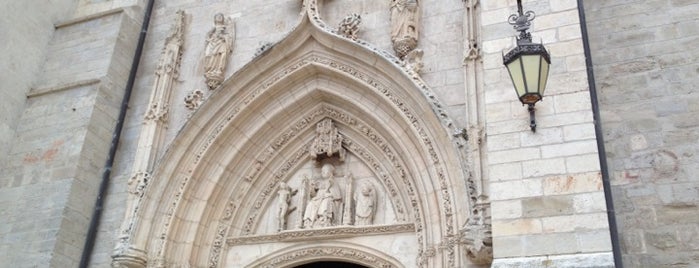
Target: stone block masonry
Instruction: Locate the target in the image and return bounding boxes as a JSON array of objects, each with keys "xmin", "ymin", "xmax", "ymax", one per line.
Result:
[
  {"xmin": 483, "ymin": 0, "xmax": 614, "ymax": 266},
  {"xmin": 584, "ymin": 0, "xmax": 699, "ymax": 266},
  {"xmin": 0, "ymin": 4, "xmax": 143, "ymax": 267}
]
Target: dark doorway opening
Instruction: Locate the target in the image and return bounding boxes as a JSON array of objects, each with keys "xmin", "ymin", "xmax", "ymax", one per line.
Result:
[{"xmin": 293, "ymin": 261, "xmax": 370, "ymax": 268}]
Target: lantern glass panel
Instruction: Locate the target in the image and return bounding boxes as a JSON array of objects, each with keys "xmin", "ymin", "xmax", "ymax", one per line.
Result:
[
  {"xmin": 506, "ymin": 57, "xmax": 526, "ymax": 98},
  {"xmin": 539, "ymin": 58, "xmax": 550, "ymax": 96},
  {"xmin": 522, "ymin": 55, "xmax": 540, "ymax": 95}
]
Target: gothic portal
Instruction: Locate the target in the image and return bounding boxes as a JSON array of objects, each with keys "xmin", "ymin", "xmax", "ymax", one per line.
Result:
[{"xmin": 111, "ymin": 1, "xmax": 486, "ymax": 267}]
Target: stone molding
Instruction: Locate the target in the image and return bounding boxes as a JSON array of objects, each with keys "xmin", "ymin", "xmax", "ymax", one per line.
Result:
[
  {"xmin": 228, "ymin": 223, "xmax": 414, "ymax": 245},
  {"xmin": 491, "ymin": 252, "xmax": 614, "ymax": 268},
  {"xmin": 112, "ymin": 10, "xmax": 186, "ymax": 266},
  {"xmin": 246, "ymin": 243, "xmax": 404, "ymax": 268}
]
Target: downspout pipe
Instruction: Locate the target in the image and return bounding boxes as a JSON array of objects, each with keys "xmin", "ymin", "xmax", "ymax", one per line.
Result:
[
  {"xmin": 79, "ymin": 0, "xmax": 155, "ymax": 267},
  {"xmin": 576, "ymin": 1, "xmax": 623, "ymax": 267}
]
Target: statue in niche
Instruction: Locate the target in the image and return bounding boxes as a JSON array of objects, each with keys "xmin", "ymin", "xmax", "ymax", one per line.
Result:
[
  {"xmin": 390, "ymin": 0, "xmax": 420, "ymax": 59},
  {"xmin": 354, "ymin": 182, "xmax": 376, "ymax": 226},
  {"xmin": 301, "ymin": 163, "xmax": 344, "ymax": 228},
  {"xmin": 204, "ymin": 13, "xmax": 235, "ymax": 90},
  {"xmin": 276, "ymin": 182, "xmax": 298, "ymax": 232}
]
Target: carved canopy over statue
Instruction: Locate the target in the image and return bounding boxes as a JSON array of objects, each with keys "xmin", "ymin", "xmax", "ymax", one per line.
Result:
[
  {"xmin": 310, "ymin": 118, "xmax": 346, "ymax": 161},
  {"xmin": 204, "ymin": 13, "xmax": 235, "ymax": 90}
]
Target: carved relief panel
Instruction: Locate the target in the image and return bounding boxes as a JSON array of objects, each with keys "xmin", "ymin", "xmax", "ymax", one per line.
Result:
[
  {"xmin": 253, "ymin": 119, "xmax": 401, "ymax": 236},
  {"xmin": 257, "ymin": 152, "xmax": 398, "ymax": 235}
]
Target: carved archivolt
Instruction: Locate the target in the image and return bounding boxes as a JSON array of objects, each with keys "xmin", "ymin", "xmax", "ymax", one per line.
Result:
[{"xmin": 246, "ymin": 243, "xmax": 404, "ymax": 268}]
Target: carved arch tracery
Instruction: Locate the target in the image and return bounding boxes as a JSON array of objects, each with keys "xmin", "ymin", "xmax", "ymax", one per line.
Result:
[{"xmin": 115, "ymin": 1, "xmax": 477, "ymax": 267}]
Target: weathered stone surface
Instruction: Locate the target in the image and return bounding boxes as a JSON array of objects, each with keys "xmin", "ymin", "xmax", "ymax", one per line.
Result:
[{"xmin": 585, "ymin": 0, "xmax": 699, "ymax": 266}]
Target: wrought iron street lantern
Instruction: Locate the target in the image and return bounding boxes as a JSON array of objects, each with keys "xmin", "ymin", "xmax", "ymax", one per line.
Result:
[{"xmin": 503, "ymin": 0, "xmax": 551, "ymax": 132}]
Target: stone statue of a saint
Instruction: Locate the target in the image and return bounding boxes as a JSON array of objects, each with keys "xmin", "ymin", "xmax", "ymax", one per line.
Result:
[
  {"xmin": 390, "ymin": 0, "xmax": 420, "ymax": 59},
  {"xmin": 276, "ymin": 182, "xmax": 297, "ymax": 231},
  {"xmin": 204, "ymin": 13, "xmax": 235, "ymax": 90},
  {"xmin": 301, "ymin": 163, "xmax": 344, "ymax": 228},
  {"xmin": 302, "ymin": 180, "xmax": 320, "ymax": 228},
  {"xmin": 354, "ymin": 182, "xmax": 376, "ymax": 225}
]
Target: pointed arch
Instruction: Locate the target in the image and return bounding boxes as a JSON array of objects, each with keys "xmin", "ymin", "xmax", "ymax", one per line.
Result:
[{"xmin": 128, "ymin": 8, "xmax": 471, "ymax": 268}]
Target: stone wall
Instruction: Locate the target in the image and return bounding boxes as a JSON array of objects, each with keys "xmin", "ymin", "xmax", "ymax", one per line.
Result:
[
  {"xmin": 481, "ymin": 0, "xmax": 613, "ymax": 266},
  {"xmin": 583, "ymin": 0, "xmax": 699, "ymax": 267},
  {"xmin": 0, "ymin": 2, "xmax": 144, "ymax": 267}
]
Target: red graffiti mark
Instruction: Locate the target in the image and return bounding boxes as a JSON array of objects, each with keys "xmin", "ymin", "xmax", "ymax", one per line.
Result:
[{"xmin": 22, "ymin": 139, "xmax": 64, "ymax": 164}]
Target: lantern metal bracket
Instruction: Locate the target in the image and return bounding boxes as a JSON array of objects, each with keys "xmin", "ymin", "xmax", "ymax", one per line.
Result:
[
  {"xmin": 508, "ymin": 0, "xmax": 536, "ymax": 44},
  {"xmin": 528, "ymin": 104, "xmax": 536, "ymax": 132}
]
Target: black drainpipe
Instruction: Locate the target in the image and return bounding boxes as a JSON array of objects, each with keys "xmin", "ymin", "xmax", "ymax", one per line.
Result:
[
  {"xmin": 576, "ymin": 1, "xmax": 623, "ymax": 267},
  {"xmin": 79, "ymin": 0, "xmax": 155, "ymax": 267}
]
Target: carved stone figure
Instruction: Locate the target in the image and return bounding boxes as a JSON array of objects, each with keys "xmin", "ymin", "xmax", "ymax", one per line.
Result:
[
  {"xmin": 276, "ymin": 182, "xmax": 298, "ymax": 231},
  {"xmin": 354, "ymin": 182, "xmax": 376, "ymax": 225},
  {"xmin": 337, "ymin": 13, "xmax": 361, "ymax": 40},
  {"xmin": 204, "ymin": 13, "xmax": 235, "ymax": 90},
  {"xmin": 184, "ymin": 89, "xmax": 204, "ymax": 110},
  {"xmin": 302, "ymin": 180, "xmax": 321, "ymax": 228},
  {"xmin": 390, "ymin": 0, "xmax": 420, "ymax": 59},
  {"xmin": 310, "ymin": 118, "xmax": 346, "ymax": 161},
  {"xmin": 301, "ymin": 163, "xmax": 344, "ymax": 228}
]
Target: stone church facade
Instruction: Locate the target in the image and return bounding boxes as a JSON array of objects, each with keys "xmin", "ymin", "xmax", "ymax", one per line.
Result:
[{"xmin": 0, "ymin": 0, "xmax": 697, "ymax": 267}]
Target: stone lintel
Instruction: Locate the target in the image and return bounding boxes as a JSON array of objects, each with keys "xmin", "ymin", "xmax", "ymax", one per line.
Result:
[{"xmin": 228, "ymin": 223, "xmax": 415, "ymax": 245}]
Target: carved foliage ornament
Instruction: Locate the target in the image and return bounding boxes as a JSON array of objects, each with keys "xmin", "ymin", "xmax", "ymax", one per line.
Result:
[
  {"xmin": 184, "ymin": 89, "xmax": 204, "ymax": 110},
  {"xmin": 337, "ymin": 13, "xmax": 361, "ymax": 40}
]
